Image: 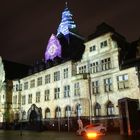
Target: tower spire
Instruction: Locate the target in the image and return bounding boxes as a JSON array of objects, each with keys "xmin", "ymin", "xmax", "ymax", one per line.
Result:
[{"xmin": 57, "ymin": 3, "xmax": 77, "ymax": 36}]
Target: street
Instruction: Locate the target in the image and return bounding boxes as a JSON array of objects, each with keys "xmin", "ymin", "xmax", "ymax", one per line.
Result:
[{"xmin": 0, "ymin": 130, "xmax": 140, "ymax": 140}]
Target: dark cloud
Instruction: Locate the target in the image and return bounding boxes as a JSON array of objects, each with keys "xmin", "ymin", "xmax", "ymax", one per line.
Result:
[{"xmin": 0, "ymin": 0, "xmax": 140, "ymax": 65}]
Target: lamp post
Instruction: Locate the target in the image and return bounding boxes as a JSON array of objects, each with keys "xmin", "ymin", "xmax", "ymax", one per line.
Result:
[
  {"xmin": 67, "ymin": 106, "xmax": 71, "ymax": 132},
  {"xmin": 57, "ymin": 108, "xmax": 61, "ymax": 132},
  {"xmin": 18, "ymin": 80, "xmax": 23, "ymax": 136},
  {"xmin": 20, "ymin": 108, "xmax": 23, "ymax": 136},
  {"xmin": 87, "ymin": 73, "xmax": 92, "ymax": 124}
]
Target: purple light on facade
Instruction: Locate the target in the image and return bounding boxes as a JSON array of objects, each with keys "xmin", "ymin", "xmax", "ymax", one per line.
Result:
[{"xmin": 45, "ymin": 34, "xmax": 61, "ymax": 61}]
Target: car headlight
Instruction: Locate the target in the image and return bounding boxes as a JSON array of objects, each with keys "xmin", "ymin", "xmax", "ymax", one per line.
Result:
[{"xmin": 86, "ymin": 132, "xmax": 97, "ymax": 139}]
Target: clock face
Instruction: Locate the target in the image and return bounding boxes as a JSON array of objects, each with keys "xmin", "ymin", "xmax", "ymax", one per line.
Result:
[
  {"xmin": 45, "ymin": 34, "xmax": 61, "ymax": 61},
  {"xmin": 48, "ymin": 44, "xmax": 57, "ymax": 56}
]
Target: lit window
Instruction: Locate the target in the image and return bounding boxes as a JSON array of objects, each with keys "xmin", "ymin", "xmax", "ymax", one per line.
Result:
[
  {"xmin": 94, "ymin": 103, "xmax": 101, "ymax": 116},
  {"xmin": 28, "ymin": 94, "xmax": 32, "ymax": 104},
  {"xmin": 55, "ymin": 107, "xmax": 61, "ymax": 118},
  {"xmin": 45, "ymin": 108, "xmax": 51, "ymax": 118},
  {"xmin": 117, "ymin": 74, "xmax": 129, "ymax": 89},
  {"xmin": 104, "ymin": 78, "xmax": 113, "ymax": 92},
  {"xmin": 101, "ymin": 58, "xmax": 111, "ymax": 71},
  {"xmin": 76, "ymin": 104, "xmax": 82, "ymax": 117},
  {"xmin": 64, "ymin": 68, "xmax": 68, "ymax": 79},
  {"xmin": 90, "ymin": 61, "xmax": 99, "ymax": 73},
  {"xmin": 64, "ymin": 85, "xmax": 70, "ymax": 98},
  {"xmin": 92, "ymin": 81, "xmax": 100, "ymax": 94},
  {"xmin": 107, "ymin": 101, "xmax": 114, "ymax": 116},
  {"xmin": 65, "ymin": 106, "xmax": 71, "ymax": 117},
  {"xmin": 78, "ymin": 65, "xmax": 87, "ymax": 73},
  {"xmin": 54, "ymin": 88, "xmax": 60, "ymax": 99},
  {"xmin": 44, "ymin": 90, "xmax": 50, "ymax": 101},
  {"xmin": 74, "ymin": 82, "xmax": 80, "ymax": 96},
  {"xmin": 22, "ymin": 95, "xmax": 26, "ymax": 105},
  {"xmin": 36, "ymin": 92, "xmax": 40, "ymax": 103}
]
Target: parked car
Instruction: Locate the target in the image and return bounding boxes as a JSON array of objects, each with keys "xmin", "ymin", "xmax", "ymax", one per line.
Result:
[{"xmin": 76, "ymin": 123, "xmax": 107, "ymax": 136}]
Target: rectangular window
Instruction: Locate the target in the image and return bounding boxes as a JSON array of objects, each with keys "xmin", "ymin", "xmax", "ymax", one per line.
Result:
[
  {"xmin": 54, "ymin": 88, "xmax": 60, "ymax": 99},
  {"xmin": 36, "ymin": 92, "xmax": 40, "ymax": 103},
  {"xmin": 64, "ymin": 85, "xmax": 70, "ymax": 98},
  {"xmin": 117, "ymin": 74, "xmax": 129, "ymax": 89},
  {"xmin": 30, "ymin": 79, "xmax": 35, "ymax": 88},
  {"xmin": 101, "ymin": 58, "xmax": 111, "ymax": 71},
  {"xmin": 45, "ymin": 74, "xmax": 51, "ymax": 84},
  {"xmin": 16, "ymin": 84, "xmax": 19, "ymax": 91},
  {"xmin": 92, "ymin": 81, "xmax": 99, "ymax": 94},
  {"xmin": 100, "ymin": 40, "xmax": 108, "ymax": 48},
  {"xmin": 104, "ymin": 78, "xmax": 112, "ymax": 92},
  {"xmin": 64, "ymin": 68, "xmax": 68, "ymax": 79},
  {"xmin": 37, "ymin": 77, "xmax": 42, "ymax": 86},
  {"xmin": 44, "ymin": 90, "xmax": 50, "ymax": 101},
  {"xmin": 28, "ymin": 94, "xmax": 32, "ymax": 104},
  {"xmin": 54, "ymin": 71, "xmax": 60, "ymax": 81},
  {"xmin": 22, "ymin": 95, "xmax": 26, "ymax": 105},
  {"xmin": 89, "ymin": 45, "xmax": 96, "ymax": 52},
  {"xmin": 79, "ymin": 65, "xmax": 87, "ymax": 73},
  {"xmin": 74, "ymin": 83, "xmax": 80, "ymax": 96},
  {"xmin": 24, "ymin": 82, "xmax": 28, "ymax": 90},
  {"xmin": 90, "ymin": 61, "xmax": 99, "ymax": 73}
]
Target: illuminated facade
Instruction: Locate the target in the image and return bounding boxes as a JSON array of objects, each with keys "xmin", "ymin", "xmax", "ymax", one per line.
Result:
[
  {"xmin": 0, "ymin": 57, "xmax": 5, "ymax": 125},
  {"xmin": 0, "ymin": 4, "xmax": 140, "ymax": 131}
]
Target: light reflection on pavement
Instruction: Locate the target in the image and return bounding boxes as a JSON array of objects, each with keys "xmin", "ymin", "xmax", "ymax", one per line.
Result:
[{"xmin": 0, "ymin": 130, "xmax": 139, "ymax": 140}]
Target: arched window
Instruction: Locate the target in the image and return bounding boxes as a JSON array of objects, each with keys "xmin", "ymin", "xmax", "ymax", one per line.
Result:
[
  {"xmin": 22, "ymin": 111, "xmax": 26, "ymax": 120},
  {"xmin": 45, "ymin": 108, "xmax": 51, "ymax": 119},
  {"xmin": 65, "ymin": 105, "xmax": 71, "ymax": 117},
  {"xmin": 55, "ymin": 106, "xmax": 61, "ymax": 118},
  {"xmin": 15, "ymin": 112, "xmax": 20, "ymax": 120},
  {"xmin": 107, "ymin": 101, "xmax": 114, "ymax": 116},
  {"xmin": 76, "ymin": 104, "xmax": 82, "ymax": 117},
  {"xmin": 94, "ymin": 103, "xmax": 101, "ymax": 116}
]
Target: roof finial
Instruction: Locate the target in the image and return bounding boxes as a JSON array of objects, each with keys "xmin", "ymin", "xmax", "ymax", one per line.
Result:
[{"xmin": 65, "ymin": 1, "xmax": 68, "ymax": 8}]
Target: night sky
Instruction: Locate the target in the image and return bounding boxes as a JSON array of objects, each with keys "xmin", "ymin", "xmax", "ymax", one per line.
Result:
[{"xmin": 0, "ymin": 0, "xmax": 140, "ymax": 66}]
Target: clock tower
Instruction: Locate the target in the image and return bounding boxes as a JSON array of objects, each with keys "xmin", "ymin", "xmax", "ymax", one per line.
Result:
[
  {"xmin": 45, "ymin": 34, "xmax": 61, "ymax": 61},
  {"xmin": 45, "ymin": 3, "xmax": 85, "ymax": 62}
]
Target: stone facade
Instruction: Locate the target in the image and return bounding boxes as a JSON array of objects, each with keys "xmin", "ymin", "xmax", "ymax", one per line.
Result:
[
  {"xmin": 0, "ymin": 5, "xmax": 139, "ymax": 131},
  {"xmin": 0, "ymin": 56, "xmax": 5, "ymax": 126},
  {"xmin": 9, "ymin": 32, "xmax": 140, "ymax": 131}
]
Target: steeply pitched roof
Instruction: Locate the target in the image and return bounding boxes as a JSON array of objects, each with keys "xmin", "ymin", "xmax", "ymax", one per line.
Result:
[
  {"xmin": 88, "ymin": 22, "xmax": 125, "ymax": 41},
  {"xmin": 2, "ymin": 60, "xmax": 31, "ymax": 80}
]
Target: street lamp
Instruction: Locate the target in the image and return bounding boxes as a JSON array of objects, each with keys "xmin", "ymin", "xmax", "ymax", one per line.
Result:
[
  {"xmin": 20, "ymin": 108, "xmax": 23, "ymax": 136},
  {"xmin": 18, "ymin": 80, "xmax": 23, "ymax": 136},
  {"xmin": 66, "ymin": 106, "xmax": 71, "ymax": 132},
  {"xmin": 87, "ymin": 73, "xmax": 92, "ymax": 124}
]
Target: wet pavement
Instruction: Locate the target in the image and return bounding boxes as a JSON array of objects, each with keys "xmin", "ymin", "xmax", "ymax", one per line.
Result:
[{"xmin": 0, "ymin": 130, "xmax": 140, "ymax": 140}]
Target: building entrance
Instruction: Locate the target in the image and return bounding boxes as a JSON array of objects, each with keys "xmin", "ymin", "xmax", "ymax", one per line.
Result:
[{"xmin": 28, "ymin": 104, "xmax": 42, "ymax": 130}]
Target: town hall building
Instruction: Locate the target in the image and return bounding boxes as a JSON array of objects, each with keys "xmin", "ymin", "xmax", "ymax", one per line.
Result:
[{"xmin": 0, "ymin": 4, "xmax": 140, "ymax": 132}]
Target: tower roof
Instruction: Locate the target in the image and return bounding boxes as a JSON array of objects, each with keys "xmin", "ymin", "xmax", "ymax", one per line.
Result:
[{"xmin": 57, "ymin": 3, "xmax": 77, "ymax": 36}]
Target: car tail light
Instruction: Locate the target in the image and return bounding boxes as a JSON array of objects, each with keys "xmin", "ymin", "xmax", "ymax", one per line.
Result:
[{"xmin": 86, "ymin": 132, "xmax": 97, "ymax": 139}]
